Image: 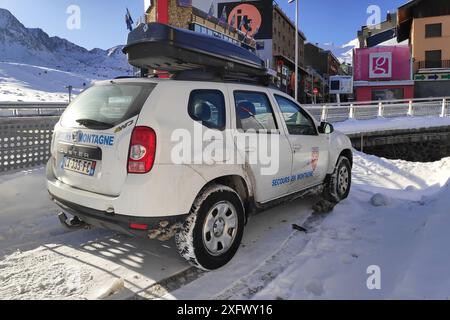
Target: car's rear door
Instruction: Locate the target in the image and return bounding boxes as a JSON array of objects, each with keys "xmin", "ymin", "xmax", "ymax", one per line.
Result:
[{"xmin": 229, "ymin": 86, "xmax": 294, "ymax": 203}]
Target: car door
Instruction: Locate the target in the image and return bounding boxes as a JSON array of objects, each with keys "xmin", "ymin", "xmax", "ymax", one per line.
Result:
[
  {"xmin": 272, "ymin": 94, "xmax": 329, "ymax": 193},
  {"xmin": 230, "ymin": 86, "xmax": 293, "ymax": 203}
]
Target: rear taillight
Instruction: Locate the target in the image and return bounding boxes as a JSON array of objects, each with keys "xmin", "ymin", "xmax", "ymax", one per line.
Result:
[{"xmin": 128, "ymin": 126, "xmax": 156, "ymax": 174}]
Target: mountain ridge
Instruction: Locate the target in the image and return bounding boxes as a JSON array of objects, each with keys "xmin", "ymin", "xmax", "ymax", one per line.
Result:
[{"xmin": 0, "ymin": 8, "xmax": 130, "ymax": 74}]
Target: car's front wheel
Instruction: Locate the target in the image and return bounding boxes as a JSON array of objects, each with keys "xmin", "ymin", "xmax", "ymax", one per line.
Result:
[
  {"xmin": 323, "ymin": 155, "xmax": 352, "ymax": 203},
  {"xmin": 175, "ymin": 184, "xmax": 245, "ymax": 270}
]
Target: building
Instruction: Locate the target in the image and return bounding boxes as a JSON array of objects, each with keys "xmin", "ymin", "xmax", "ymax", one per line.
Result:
[
  {"xmin": 271, "ymin": 3, "xmax": 307, "ymax": 99},
  {"xmin": 144, "ymin": 0, "xmax": 308, "ymax": 102},
  {"xmin": 215, "ymin": 0, "xmax": 307, "ymax": 100},
  {"xmin": 304, "ymin": 43, "xmax": 341, "ymax": 103},
  {"xmin": 358, "ymin": 12, "xmax": 398, "ymax": 48},
  {"xmin": 397, "ymin": 0, "xmax": 450, "ymax": 97},
  {"xmin": 353, "ymin": 46, "xmax": 414, "ymax": 102},
  {"xmin": 145, "ymin": 1, "xmax": 256, "ymax": 51}
]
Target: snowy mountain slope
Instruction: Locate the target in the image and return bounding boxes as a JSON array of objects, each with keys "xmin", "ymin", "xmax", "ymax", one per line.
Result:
[
  {"xmin": 318, "ymin": 38, "xmax": 359, "ymax": 64},
  {"xmin": 0, "ymin": 8, "xmax": 132, "ymax": 102}
]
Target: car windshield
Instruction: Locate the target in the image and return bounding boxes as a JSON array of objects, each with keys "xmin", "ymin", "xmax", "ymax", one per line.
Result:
[{"xmin": 60, "ymin": 82, "xmax": 156, "ymax": 130}]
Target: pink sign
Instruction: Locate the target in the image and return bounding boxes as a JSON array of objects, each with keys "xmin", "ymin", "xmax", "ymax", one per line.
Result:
[{"xmin": 353, "ymin": 46, "xmax": 411, "ymax": 81}]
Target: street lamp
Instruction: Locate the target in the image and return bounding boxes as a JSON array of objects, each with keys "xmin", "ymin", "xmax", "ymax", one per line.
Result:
[{"xmin": 288, "ymin": 0, "xmax": 299, "ymax": 102}]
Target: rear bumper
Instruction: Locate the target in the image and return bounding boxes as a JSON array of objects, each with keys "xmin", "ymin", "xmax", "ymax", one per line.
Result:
[
  {"xmin": 50, "ymin": 193, "xmax": 188, "ymax": 238},
  {"xmin": 46, "ymin": 159, "xmax": 189, "ymax": 238},
  {"xmin": 46, "ymin": 158, "xmax": 206, "ymax": 217}
]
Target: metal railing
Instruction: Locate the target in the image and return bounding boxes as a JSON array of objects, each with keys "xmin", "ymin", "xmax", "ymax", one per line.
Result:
[
  {"xmin": 0, "ymin": 102, "xmax": 67, "ymax": 172},
  {"xmin": 414, "ymin": 60, "xmax": 450, "ymax": 71},
  {"xmin": 303, "ymin": 97, "xmax": 450, "ymax": 123},
  {"xmin": 0, "ymin": 116, "xmax": 60, "ymax": 173},
  {"xmin": 0, "ymin": 102, "xmax": 68, "ymax": 118}
]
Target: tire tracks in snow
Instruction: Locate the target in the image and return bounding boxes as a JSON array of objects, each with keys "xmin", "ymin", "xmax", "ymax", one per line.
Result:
[{"xmin": 211, "ymin": 212, "xmax": 329, "ymax": 300}]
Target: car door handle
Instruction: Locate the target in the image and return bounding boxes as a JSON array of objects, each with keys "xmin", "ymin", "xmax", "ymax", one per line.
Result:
[
  {"xmin": 245, "ymin": 147, "xmax": 257, "ymax": 152},
  {"xmin": 293, "ymin": 144, "xmax": 302, "ymax": 151}
]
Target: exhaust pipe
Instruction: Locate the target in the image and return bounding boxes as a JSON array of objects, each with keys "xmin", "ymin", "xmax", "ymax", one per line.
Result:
[{"xmin": 58, "ymin": 212, "xmax": 88, "ymax": 229}]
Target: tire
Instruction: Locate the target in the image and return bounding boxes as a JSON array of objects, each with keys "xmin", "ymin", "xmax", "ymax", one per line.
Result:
[
  {"xmin": 175, "ymin": 184, "xmax": 245, "ymax": 271},
  {"xmin": 323, "ymin": 156, "xmax": 352, "ymax": 203}
]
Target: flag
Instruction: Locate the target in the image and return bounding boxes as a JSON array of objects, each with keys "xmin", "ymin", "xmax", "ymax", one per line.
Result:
[
  {"xmin": 245, "ymin": 20, "xmax": 253, "ymax": 37},
  {"xmin": 230, "ymin": 14, "xmax": 236, "ymax": 28},
  {"xmin": 125, "ymin": 8, "xmax": 134, "ymax": 31},
  {"xmin": 219, "ymin": 6, "xmax": 227, "ymax": 24},
  {"xmin": 207, "ymin": 2, "xmax": 214, "ymax": 19},
  {"xmin": 238, "ymin": 16, "xmax": 245, "ymax": 31}
]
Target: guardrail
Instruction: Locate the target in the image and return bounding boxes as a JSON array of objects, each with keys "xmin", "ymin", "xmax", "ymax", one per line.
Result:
[
  {"xmin": 0, "ymin": 102, "xmax": 68, "ymax": 117},
  {"xmin": 303, "ymin": 97, "xmax": 450, "ymax": 123}
]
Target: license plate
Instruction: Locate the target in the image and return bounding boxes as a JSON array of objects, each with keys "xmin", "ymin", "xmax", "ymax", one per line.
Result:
[{"xmin": 63, "ymin": 157, "xmax": 96, "ymax": 176}]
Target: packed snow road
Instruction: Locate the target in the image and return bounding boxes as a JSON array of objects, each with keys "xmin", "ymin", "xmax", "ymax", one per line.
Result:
[{"xmin": 0, "ymin": 152, "xmax": 449, "ymax": 300}]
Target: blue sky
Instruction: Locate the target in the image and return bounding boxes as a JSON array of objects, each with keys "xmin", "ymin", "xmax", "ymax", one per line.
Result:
[{"xmin": 0, "ymin": 0, "xmax": 407, "ymax": 50}]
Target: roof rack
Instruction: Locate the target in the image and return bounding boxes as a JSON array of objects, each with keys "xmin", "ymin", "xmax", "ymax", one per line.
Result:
[
  {"xmin": 123, "ymin": 23, "xmax": 273, "ymax": 86},
  {"xmin": 172, "ymin": 68, "xmax": 272, "ymax": 86}
]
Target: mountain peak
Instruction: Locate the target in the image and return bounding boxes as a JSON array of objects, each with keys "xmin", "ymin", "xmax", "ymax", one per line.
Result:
[
  {"xmin": 0, "ymin": 9, "xmax": 129, "ymax": 74},
  {"xmin": 0, "ymin": 8, "xmax": 23, "ymax": 29}
]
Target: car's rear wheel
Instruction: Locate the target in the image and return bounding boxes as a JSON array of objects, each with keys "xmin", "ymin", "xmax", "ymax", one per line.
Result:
[
  {"xmin": 323, "ymin": 156, "xmax": 352, "ymax": 203},
  {"xmin": 175, "ymin": 184, "xmax": 245, "ymax": 270}
]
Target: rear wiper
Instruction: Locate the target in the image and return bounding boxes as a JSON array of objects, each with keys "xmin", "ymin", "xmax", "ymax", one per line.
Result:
[{"xmin": 76, "ymin": 119, "xmax": 113, "ymax": 129}]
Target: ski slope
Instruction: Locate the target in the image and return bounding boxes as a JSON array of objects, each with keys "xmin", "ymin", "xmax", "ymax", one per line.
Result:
[{"xmin": 0, "ymin": 152, "xmax": 449, "ymax": 300}]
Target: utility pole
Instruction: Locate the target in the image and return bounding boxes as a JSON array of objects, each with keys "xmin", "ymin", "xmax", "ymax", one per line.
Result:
[
  {"xmin": 288, "ymin": 0, "xmax": 299, "ymax": 102},
  {"xmin": 66, "ymin": 85, "xmax": 73, "ymax": 103}
]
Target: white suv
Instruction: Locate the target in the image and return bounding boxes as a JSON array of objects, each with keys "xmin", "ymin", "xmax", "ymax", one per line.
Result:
[{"xmin": 47, "ymin": 78, "xmax": 352, "ymax": 270}]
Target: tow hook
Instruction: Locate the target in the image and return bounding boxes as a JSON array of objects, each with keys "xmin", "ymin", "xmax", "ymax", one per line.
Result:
[{"xmin": 58, "ymin": 212, "xmax": 88, "ymax": 229}]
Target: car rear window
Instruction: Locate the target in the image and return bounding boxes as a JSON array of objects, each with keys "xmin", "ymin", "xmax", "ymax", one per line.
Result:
[{"xmin": 60, "ymin": 82, "xmax": 156, "ymax": 129}]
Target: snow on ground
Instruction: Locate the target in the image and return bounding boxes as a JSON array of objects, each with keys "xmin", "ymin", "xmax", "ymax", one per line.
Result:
[
  {"xmin": 247, "ymin": 154, "xmax": 450, "ymax": 300},
  {"xmin": 335, "ymin": 116, "xmax": 450, "ymax": 135},
  {"xmin": 166, "ymin": 152, "xmax": 450, "ymax": 300},
  {"xmin": 0, "ymin": 61, "xmax": 127, "ymax": 102},
  {"xmin": 1, "ymin": 152, "xmax": 450, "ymax": 299},
  {"xmin": 0, "ymin": 62, "xmax": 83, "ymax": 102}
]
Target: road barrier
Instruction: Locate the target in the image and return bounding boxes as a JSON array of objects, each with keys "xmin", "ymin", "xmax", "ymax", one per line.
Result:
[
  {"xmin": 303, "ymin": 97, "xmax": 450, "ymax": 123},
  {"xmin": 0, "ymin": 102, "xmax": 67, "ymax": 118}
]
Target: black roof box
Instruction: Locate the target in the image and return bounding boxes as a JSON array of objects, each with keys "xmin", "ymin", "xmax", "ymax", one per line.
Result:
[{"xmin": 123, "ymin": 23, "xmax": 268, "ymax": 78}]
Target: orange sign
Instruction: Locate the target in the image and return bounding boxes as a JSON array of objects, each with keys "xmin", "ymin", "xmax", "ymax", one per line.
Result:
[{"xmin": 228, "ymin": 4, "xmax": 262, "ymax": 37}]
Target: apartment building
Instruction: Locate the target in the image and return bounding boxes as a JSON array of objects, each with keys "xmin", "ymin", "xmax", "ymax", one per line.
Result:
[{"xmin": 397, "ymin": 0, "xmax": 450, "ymax": 97}]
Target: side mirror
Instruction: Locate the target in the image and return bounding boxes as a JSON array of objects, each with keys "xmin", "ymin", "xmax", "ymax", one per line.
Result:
[{"xmin": 319, "ymin": 122, "xmax": 334, "ymax": 134}]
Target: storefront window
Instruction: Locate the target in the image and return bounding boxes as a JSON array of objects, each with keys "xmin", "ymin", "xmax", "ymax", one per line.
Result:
[{"xmin": 371, "ymin": 88, "xmax": 404, "ymax": 101}]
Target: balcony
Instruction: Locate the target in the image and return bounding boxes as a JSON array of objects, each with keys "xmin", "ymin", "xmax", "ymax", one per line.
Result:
[{"xmin": 414, "ymin": 60, "xmax": 450, "ymax": 72}]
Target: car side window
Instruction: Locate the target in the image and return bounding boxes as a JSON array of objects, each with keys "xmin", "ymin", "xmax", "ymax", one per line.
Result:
[
  {"xmin": 234, "ymin": 91, "xmax": 278, "ymax": 132},
  {"xmin": 188, "ymin": 90, "xmax": 226, "ymax": 130},
  {"xmin": 274, "ymin": 95, "xmax": 317, "ymax": 136}
]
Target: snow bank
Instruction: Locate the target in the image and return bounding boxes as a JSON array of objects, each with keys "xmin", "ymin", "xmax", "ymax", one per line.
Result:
[
  {"xmin": 334, "ymin": 116, "xmax": 450, "ymax": 135},
  {"xmin": 252, "ymin": 154, "xmax": 450, "ymax": 300},
  {"xmin": 166, "ymin": 153, "xmax": 450, "ymax": 300},
  {"xmin": 0, "ymin": 246, "xmax": 94, "ymax": 300}
]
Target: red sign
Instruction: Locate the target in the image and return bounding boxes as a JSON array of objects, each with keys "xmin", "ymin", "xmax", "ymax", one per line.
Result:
[
  {"xmin": 353, "ymin": 46, "xmax": 411, "ymax": 81},
  {"xmin": 228, "ymin": 4, "xmax": 262, "ymax": 37},
  {"xmin": 313, "ymin": 88, "xmax": 319, "ymax": 95},
  {"xmin": 157, "ymin": 0, "xmax": 169, "ymax": 24}
]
